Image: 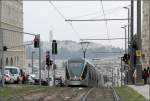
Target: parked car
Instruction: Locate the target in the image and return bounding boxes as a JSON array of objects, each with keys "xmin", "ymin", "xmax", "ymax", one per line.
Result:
[
  {"xmin": 55, "ymin": 78, "xmax": 64, "ymax": 87},
  {"xmin": 5, "ymin": 66, "xmax": 23, "ymax": 84},
  {"xmin": 4, "ymin": 70, "xmax": 14, "ymax": 83},
  {"xmin": 27, "ymin": 74, "xmax": 36, "ymax": 84},
  {"xmin": 0, "ymin": 68, "xmax": 2, "ymax": 84}
]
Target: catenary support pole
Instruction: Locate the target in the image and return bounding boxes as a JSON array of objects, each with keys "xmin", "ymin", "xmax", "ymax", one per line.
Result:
[
  {"xmin": 1, "ymin": 29, "xmax": 4, "ymax": 87},
  {"xmin": 38, "ymin": 34, "xmax": 42, "ymax": 85},
  {"xmin": 130, "ymin": 0, "xmax": 134, "ymax": 84},
  {"xmin": 121, "ymin": 58, "xmax": 123, "ymax": 86},
  {"xmin": 53, "ymin": 55, "xmax": 55, "ymax": 86},
  {"xmin": 136, "ymin": 0, "xmax": 142, "ymax": 84},
  {"xmin": 32, "ymin": 51, "xmax": 35, "ymax": 74}
]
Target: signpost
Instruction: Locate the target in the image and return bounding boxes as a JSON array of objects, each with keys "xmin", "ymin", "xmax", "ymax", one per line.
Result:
[
  {"xmin": 52, "ymin": 40, "xmax": 58, "ymax": 86},
  {"xmin": 46, "ymin": 51, "xmax": 50, "ymax": 86}
]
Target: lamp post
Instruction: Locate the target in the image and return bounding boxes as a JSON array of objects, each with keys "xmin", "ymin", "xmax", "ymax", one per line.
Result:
[
  {"xmin": 123, "ymin": 6, "xmax": 130, "ymax": 53},
  {"xmin": 121, "ymin": 25, "xmax": 127, "ymax": 54},
  {"xmin": 80, "ymin": 41, "xmax": 90, "ymax": 59}
]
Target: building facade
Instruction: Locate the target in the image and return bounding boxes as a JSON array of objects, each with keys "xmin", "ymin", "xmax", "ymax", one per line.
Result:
[
  {"xmin": 0, "ymin": 0, "xmax": 24, "ymax": 68},
  {"xmin": 142, "ymin": 1, "xmax": 150, "ymax": 69}
]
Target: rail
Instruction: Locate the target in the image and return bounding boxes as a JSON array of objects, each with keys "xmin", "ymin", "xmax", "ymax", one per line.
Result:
[
  {"xmin": 1, "ymin": 88, "xmax": 47, "ymax": 101},
  {"xmin": 112, "ymin": 87, "xmax": 121, "ymax": 101},
  {"xmin": 80, "ymin": 88, "xmax": 94, "ymax": 101}
]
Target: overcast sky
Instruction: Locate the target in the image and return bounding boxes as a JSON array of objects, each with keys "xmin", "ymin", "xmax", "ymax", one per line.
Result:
[{"xmin": 23, "ymin": 1, "xmax": 137, "ymax": 49}]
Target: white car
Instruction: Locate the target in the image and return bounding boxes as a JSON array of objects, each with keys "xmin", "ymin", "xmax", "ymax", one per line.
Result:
[
  {"xmin": 27, "ymin": 74, "xmax": 36, "ymax": 84},
  {"xmin": 5, "ymin": 66, "xmax": 22, "ymax": 83},
  {"xmin": 4, "ymin": 70, "xmax": 14, "ymax": 83}
]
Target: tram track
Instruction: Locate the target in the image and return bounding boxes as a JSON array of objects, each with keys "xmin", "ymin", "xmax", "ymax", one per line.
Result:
[
  {"xmin": 80, "ymin": 88, "xmax": 94, "ymax": 101},
  {"xmin": 80, "ymin": 87, "xmax": 116, "ymax": 101},
  {"xmin": 2, "ymin": 87, "xmax": 117, "ymax": 101}
]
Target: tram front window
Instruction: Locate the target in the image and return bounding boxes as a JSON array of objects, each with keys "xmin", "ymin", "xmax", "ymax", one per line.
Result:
[{"xmin": 68, "ymin": 62, "xmax": 84, "ymax": 77}]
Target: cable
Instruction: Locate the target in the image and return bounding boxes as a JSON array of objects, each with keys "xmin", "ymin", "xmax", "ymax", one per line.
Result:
[
  {"xmin": 90, "ymin": 6, "xmax": 128, "ymax": 20},
  {"xmin": 81, "ymin": 38, "xmax": 128, "ymax": 41},
  {"xmin": 99, "ymin": 0, "xmax": 110, "ymax": 43},
  {"xmin": 48, "ymin": 1, "xmax": 81, "ymax": 41},
  {"xmin": 70, "ymin": 6, "xmax": 128, "ymax": 20},
  {"xmin": 49, "ymin": 1, "xmax": 66, "ymax": 20}
]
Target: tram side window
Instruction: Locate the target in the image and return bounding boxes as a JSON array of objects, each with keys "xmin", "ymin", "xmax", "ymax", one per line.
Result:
[
  {"xmin": 66, "ymin": 67, "xmax": 70, "ymax": 80},
  {"xmin": 81, "ymin": 65, "xmax": 87, "ymax": 80},
  {"xmin": 89, "ymin": 71, "xmax": 91, "ymax": 80},
  {"xmin": 91, "ymin": 71, "xmax": 94, "ymax": 81}
]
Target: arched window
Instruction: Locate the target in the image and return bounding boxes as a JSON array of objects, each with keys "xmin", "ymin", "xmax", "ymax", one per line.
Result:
[
  {"xmin": 14, "ymin": 57, "xmax": 17, "ymax": 66},
  {"xmin": 17, "ymin": 56, "xmax": 19, "ymax": 66},
  {"xmin": 10, "ymin": 58, "xmax": 13, "ymax": 66},
  {"xmin": 6, "ymin": 58, "xmax": 9, "ymax": 66}
]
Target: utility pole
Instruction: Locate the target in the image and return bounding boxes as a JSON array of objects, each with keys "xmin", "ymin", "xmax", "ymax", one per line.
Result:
[
  {"xmin": 130, "ymin": 0, "xmax": 134, "ymax": 84},
  {"xmin": 121, "ymin": 25, "xmax": 127, "ymax": 54},
  {"xmin": 53, "ymin": 55, "xmax": 55, "ymax": 86},
  {"xmin": 123, "ymin": 6, "xmax": 130, "ymax": 53},
  {"xmin": 1, "ymin": 30, "xmax": 5, "ymax": 87},
  {"xmin": 121, "ymin": 57, "xmax": 123, "ymax": 86},
  {"xmin": 136, "ymin": 0, "xmax": 142, "ymax": 84},
  {"xmin": 38, "ymin": 34, "xmax": 42, "ymax": 85},
  {"xmin": 31, "ymin": 51, "xmax": 35, "ymax": 74}
]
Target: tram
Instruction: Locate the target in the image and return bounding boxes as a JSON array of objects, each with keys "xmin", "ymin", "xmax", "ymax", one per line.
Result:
[{"xmin": 65, "ymin": 58, "xmax": 104, "ymax": 87}]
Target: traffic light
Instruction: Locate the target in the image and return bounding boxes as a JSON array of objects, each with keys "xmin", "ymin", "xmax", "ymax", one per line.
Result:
[
  {"xmin": 46, "ymin": 55, "xmax": 50, "ymax": 66},
  {"xmin": 3, "ymin": 46, "xmax": 7, "ymax": 51},
  {"xmin": 52, "ymin": 40, "xmax": 57, "ymax": 54},
  {"xmin": 34, "ymin": 35, "xmax": 40, "ymax": 48}
]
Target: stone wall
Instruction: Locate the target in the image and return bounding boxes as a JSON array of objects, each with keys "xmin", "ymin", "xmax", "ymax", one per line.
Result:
[{"xmin": 0, "ymin": 0, "xmax": 24, "ymax": 68}]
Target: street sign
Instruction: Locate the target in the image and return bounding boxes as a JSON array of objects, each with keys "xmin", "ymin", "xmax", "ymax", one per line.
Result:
[{"xmin": 136, "ymin": 50, "xmax": 142, "ymax": 57}]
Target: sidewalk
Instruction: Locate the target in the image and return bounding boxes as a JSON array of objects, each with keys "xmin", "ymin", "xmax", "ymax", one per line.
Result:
[{"xmin": 128, "ymin": 85, "xmax": 149, "ymax": 100}]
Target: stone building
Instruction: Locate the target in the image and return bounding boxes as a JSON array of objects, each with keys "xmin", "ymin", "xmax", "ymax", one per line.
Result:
[
  {"xmin": 142, "ymin": 1, "xmax": 150, "ymax": 69},
  {"xmin": 0, "ymin": 0, "xmax": 24, "ymax": 68}
]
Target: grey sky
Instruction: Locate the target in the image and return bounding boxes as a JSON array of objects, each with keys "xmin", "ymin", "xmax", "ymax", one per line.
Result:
[{"xmin": 23, "ymin": 1, "xmax": 133, "ymax": 48}]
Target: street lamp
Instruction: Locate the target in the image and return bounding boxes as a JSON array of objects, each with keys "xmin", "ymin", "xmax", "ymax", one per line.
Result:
[
  {"xmin": 123, "ymin": 6, "xmax": 130, "ymax": 53},
  {"xmin": 80, "ymin": 41, "xmax": 90, "ymax": 59},
  {"xmin": 121, "ymin": 25, "xmax": 127, "ymax": 54}
]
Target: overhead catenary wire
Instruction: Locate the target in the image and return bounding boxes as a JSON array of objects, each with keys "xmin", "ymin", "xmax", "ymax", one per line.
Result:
[
  {"xmin": 92, "ymin": 51, "xmax": 124, "ymax": 53},
  {"xmin": 69, "ymin": 7, "xmax": 129, "ymax": 20},
  {"xmin": 48, "ymin": 1, "xmax": 81, "ymax": 41},
  {"xmin": 81, "ymin": 37, "xmax": 128, "ymax": 41},
  {"xmin": 90, "ymin": 5, "xmax": 130, "ymax": 19},
  {"xmin": 100, "ymin": 0, "xmax": 110, "ymax": 43},
  {"xmin": 65, "ymin": 18, "xmax": 128, "ymax": 22}
]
